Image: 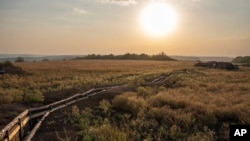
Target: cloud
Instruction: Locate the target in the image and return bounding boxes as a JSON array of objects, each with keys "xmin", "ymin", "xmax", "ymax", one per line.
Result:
[
  {"xmin": 100, "ymin": 0, "xmax": 137, "ymax": 6},
  {"xmin": 73, "ymin": 8, "xmax": 88, "ymax": 14}
]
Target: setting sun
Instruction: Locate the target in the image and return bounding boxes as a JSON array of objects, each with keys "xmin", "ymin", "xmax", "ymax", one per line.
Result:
[{"xmin": 139, "ymin": 2, "xmax": 178, "ymax": 37}]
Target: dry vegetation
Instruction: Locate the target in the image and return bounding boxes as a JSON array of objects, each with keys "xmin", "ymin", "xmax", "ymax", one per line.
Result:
[
  {"xmin": 1, "ymin": 60, "xmax": 190, "ymax": 104},
  {"xmin": 61, "ymin": 66, "xmax": 249, "ymax": 141},
  {"xmin": 1, "ymin": 60, "xmax": 250, "ymax": 140}
]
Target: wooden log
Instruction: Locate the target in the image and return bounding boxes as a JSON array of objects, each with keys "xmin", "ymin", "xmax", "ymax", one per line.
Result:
[
  {"xmin": 0, "ymin": 110, "xmax": 29, "ymax": 140},
  {"xmin": 18, "ymin": 118, "xmax": 23, "ymax": 141},
  {"xmin": 2, "ymin": 117, "xmax": 29, "ymax": 141},
  {"xmin": 30, "ymin": 111, "xmax": 48, "ymax": 119},
  {"xmin": 24, "ymin": 112, "xmax": 50, "ymax": 141},
  {"xmin": 29, "ymin": 105, "xmax": 50, "ymax": 113},
  {"xmin": 29, "ymin": 89, "xmax": 95, "ymax": 112}
]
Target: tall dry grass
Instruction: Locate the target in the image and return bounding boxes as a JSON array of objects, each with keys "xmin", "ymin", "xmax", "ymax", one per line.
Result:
[
  {"xmin": 66, "ymin": 65, "xmax": 250, "ymax": 140},
  {"xmin": 0, "ymin": 60, "xmax": 193, "ymax": 104}
]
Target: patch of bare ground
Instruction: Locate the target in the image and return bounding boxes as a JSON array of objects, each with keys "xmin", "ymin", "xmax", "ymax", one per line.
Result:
[
  {"xmin": 0, "ymin": 103, "xmax": 29, "ymax": 129},
  {"xmin": 43, "ymin": 88, "xmax": 84, "ymax": 104}
]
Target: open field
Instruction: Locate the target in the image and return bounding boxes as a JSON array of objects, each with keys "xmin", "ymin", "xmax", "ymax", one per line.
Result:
[
  {"xmin": 0, "ymin": 60, "xmax": 193, "ymax": 127},
  {"xmin": 1, "ymin": 60, "xmax": 250, "ymax": 140},
  {"xmin": 1, "ymin": 60, "xmax": 191, "ymax": 103}
]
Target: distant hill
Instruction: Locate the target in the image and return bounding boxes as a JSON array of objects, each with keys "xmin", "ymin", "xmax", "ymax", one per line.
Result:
[{"xmin": 232, "ymin": 56, "xmax": 250, "ymax": 63}]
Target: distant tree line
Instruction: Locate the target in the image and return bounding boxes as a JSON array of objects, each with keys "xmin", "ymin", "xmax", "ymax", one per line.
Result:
[
  {"xmin": 232, "ymin": 56, "xmax": 250, "ymax": 63},
  {"xmin": 73, "ymin": 52, "xmax": 175, "ymax": 61}
]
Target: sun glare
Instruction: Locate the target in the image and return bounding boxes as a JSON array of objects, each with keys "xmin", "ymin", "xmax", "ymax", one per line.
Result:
[{"xmin": 139, "ymin": 2, "xmax": 178, "ymax": 37}]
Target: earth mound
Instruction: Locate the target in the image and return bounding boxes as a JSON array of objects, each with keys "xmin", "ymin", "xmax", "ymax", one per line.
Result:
[{"xmin": 0, "ymin": 61, "xmax": 27, "ymax": 75}]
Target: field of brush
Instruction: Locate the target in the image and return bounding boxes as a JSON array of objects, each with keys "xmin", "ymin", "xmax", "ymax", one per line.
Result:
[{"xmin": 0, "ymin": 60, "xmax": 250, "ymax": 140}]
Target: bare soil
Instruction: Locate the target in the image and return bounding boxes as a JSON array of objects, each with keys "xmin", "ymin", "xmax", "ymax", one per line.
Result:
[{"xmin": 0, "ymin": 103, "xmax": 27, "ymax": 129}]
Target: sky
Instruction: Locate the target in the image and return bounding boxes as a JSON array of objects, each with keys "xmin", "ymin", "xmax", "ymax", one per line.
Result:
[{"xmin": 0, "ymin": 0, "xmax": 249, "ymax": 57}]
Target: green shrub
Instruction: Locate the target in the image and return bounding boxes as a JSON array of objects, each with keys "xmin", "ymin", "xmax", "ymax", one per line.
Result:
[
  {"xmin": 0, "ymin": 89, "xmax": 23, "ymax": 104},
  {"xmin": 89, "ymin": 124, "xmax": 127, "ymax": 141},
  {"xmin": 159, "ymin": 108, "xmax": 194, "ymax": 129},
  {"xmin": 148, "ymin": 92, "xmax": 188, "ymax": 109},
  {"xmin": 9, "ymin": 89, "xmax": 23, "ymax": 102},
  {"xmin": 3, "ymin": 61, "xmax": 13, "ymax": 67},
  {"xmin": 71, "ymin": 105, "xmax": 80, "ymax": 120},
  {"xmin": 187, "ymin": 127, "xmax": 215, "ymax": 141},
  {"xmin": 23, "ymin": 89, "xmax": 44, "ymax": 103},
  {"xmin": 137, "ymin": 86, "xmax": 154, "ymax": 98},
  {"xmin": 0, "ymin": 94, "xmax": 13, "ymax": 104},
  {"xmin": 112, "ymin": 92, "xmax": 146, "ymax": 115},
  {"xmin": 158, "ymin": 86, "xmax": 166, "ymax": 92},
  {"xmin": 128, "ymin": 77, "xmax": 145, "ymax": 87},
  {"xmin": 148, "ymin": 107, "xmax": 166, "ymax": 120},
  {"xmin": 200, "ymin": 112, "xmax": 218, "ymax": 128},
  {"xmin": 169, "ymin": 125, "xmax": 183, "ymax": 140},
  {"xmin": 99, "ymin": 100, "xmax": 111, "ymax": 115}
]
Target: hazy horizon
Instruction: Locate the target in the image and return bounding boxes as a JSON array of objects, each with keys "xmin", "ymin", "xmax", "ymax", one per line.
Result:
[
  {"xmin": 0, "ymin": 0, "xmax": 249, "ymax": 56},
  {"xmin": 0, "ymin": 52, "xmax": 245, "ymax": 58},
  {"xmin": 0, "ymin": 53, "xmax": 237, "ymax": 58}
]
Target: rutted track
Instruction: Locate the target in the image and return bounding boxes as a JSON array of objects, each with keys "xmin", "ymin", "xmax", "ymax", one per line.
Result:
[{"xmin": 0, "ymin": 85, "xmax": 124, "ymax": 141}]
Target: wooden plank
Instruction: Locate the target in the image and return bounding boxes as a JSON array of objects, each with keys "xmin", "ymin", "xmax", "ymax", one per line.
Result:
[
  {"xmin": 7, "ymin": 117, "xmax": 29, "ymax": 141},
  {"xmin": 0, "ymin": 110, "xmax": 29, "ymax": 140}
]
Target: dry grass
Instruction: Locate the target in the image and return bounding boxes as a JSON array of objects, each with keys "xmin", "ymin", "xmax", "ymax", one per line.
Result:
[
  {"xmin": 0, "ymin": 60, "xmax": 193, "ymax": 104},
  {"xmin": 64, "ymin": 63, "xmax": 250, "ymax": 140},
  {"xmin": 1, "ymin": 60, "xmax": 250, "ymax": 140}
]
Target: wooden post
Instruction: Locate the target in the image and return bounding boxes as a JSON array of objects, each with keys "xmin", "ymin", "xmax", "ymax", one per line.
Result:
[
  {"xmin": 6, "ymin": 130, "xmax": 9, "ymax": 141},
  {"xmin": 18, "ymin": 118, "xmax": 23, "ymax": 141},
  {"xmin": 28, "ymin": 112, "xmax": 33, "ymax": 130}
]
